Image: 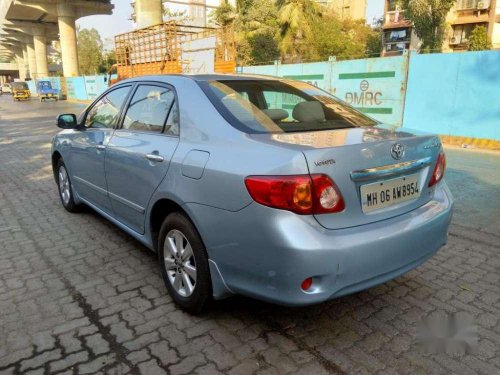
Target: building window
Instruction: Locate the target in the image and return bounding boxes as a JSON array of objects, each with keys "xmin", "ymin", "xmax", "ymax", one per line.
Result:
[{"xmin": 450, "ymin": 23, "xmax": 485, "ymax": 45}]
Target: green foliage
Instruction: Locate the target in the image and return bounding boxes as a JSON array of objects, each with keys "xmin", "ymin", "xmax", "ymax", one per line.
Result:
[
  {"xmin": 236, "ymin": 0, "xmax": 381, "ymax": 64},
  {"xmin": 401, "ymin": 0, "xmax": 456, "ymax": 52},
  {"xmin": 366, "ymin": 16, "xmax": 383, "ymax": 57},
  {"xmin": 310, "ymin": 12, "xmax": 382, "ymax": 60},
  {"xmin": 235, "ymin": 0, "xmax": 280, "ymax": 65},
  {"xmin": 467, "ymin": 25, "xmax": 492, "ymax": 51},
  {"xmin": 212, "ymin": 0, "xmax": 237, "ymax": 27},
  {"xmin": 277, "ymin": 0, "xmax": 322, "ymax": 62},
  {"xmin": 77, "ymin": 28, "xmax": 103, "ymax": 75},
  {"xmin": 99, "ymin": 50, "xmax": 116, "ymax": 74}
]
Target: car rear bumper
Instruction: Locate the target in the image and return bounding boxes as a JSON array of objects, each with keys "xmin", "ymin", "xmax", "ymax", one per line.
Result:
[{"xmin": 186, "ymin": 182, "xmax": 453, "ymax": 306}]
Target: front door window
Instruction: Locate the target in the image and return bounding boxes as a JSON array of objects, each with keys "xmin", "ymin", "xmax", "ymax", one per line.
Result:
[{"xmin": 85, "ymin": 86, "xmax": 130, "ymax": 129}]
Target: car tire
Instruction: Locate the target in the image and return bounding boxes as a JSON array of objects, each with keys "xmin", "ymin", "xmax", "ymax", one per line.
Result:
[
  {"xmin": 56, "ymin": 159, "xmax": 81, "ymax": 213},
  {"xmin": 158, "ymin": 212, "xmax": 212, "ymax": 314}
]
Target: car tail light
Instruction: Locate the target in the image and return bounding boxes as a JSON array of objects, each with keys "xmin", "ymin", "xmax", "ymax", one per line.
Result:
[
  {"xmin": 428, "ymin": 152, "xmax": 446, "ymax": 187},
  {"xmin": 245, "ymin": 174, "xmax": 345, "ymax": 215}
]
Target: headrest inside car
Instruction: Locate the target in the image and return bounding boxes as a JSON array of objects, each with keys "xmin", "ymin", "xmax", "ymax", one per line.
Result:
[
  {"xmin": 292, "ymin": 101, "xmax": 326, "ymax": 122},
  {"xmin": 262, "ymin": 109, "xmax": 289, "ymax": 122}
]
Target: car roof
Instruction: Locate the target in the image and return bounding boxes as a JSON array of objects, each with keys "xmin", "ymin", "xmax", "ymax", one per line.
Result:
[{"xmin": 121, "ymin": 73, "xmax": 282, "ymax": 83}]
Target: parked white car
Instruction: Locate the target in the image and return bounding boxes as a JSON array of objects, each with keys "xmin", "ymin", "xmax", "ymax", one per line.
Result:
[{"xmin": 1, "ymin": 83, "xmax": 12, "ymax": 94}]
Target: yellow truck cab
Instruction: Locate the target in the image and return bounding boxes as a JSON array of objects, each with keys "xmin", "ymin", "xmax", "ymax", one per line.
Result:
[{"xmin": 12, "ymin": 82, "xmax": 30, "ymax": 101}]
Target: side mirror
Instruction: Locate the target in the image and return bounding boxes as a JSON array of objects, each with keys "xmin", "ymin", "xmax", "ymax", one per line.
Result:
[{"xmin": 57, "ymin": 113, "xmax": 77, "ymax": 129}]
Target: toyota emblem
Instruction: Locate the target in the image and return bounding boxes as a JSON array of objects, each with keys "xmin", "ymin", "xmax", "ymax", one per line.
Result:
[{"xmin": 391, "ymin": 143, "xmax": 405, "ymax": 160}]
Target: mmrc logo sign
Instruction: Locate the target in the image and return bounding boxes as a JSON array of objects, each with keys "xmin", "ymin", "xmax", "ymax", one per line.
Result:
[{"xmin": 341, "ymin": 71, "xmax": 395, "ymax": 115}]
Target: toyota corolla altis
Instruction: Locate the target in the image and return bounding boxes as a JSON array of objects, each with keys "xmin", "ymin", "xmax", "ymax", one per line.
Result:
[{"xmin": 52, "ymin": 75, "xmax": 453, "ymax": 313}]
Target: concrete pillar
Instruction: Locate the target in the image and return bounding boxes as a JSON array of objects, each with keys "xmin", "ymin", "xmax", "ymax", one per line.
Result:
[
  {"xmin": 134, "ymin": 0, "xmax": 163, "ymax": 29},
  {"xmin": 33, "ymin": 33, "xmax": 49, "ymax": 78},
  {"xmin": 57, "ymin": 3, "xmax": 79, "ymax": 77},
  {"xmin": 487, "ymin": 0, "xmax": 497, "ymax": 39},
  {"xmin": 23, "ymin": 47, "xmax": 28, "ymax": 68},
  {"xmin": 15, "ymin": 51, "xmax": 28, "ymax": 81},
  {"xmin": 26, "ymin": 43, "xmax": 37, "ymax": 79}
]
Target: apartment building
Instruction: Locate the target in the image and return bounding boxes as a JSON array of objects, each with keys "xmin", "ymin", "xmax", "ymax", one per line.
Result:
[
  {"xmin": 382, "ymin": 0, "xmax": 500, "ymax": 56},
  {"xmin": 317, "ymin": 0, "xmax": 367, "ymax": 20},
  {"xmin": 445, "ymin": 0, "xmax": 500, "ymax": 51}
]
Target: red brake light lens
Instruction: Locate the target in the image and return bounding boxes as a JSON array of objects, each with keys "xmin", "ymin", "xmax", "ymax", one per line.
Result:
[
  {"xmin": 428, "ymin": 152, "xmax": 446, "ymax": 187},
  {"xmin": 245, "ymin": 174, "xmax": 344, "ymax": 215}
]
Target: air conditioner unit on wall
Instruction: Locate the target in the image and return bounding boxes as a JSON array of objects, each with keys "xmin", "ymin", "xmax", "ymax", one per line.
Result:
[
  {"xmin": 477, "ymin": 0, "xmax": 490, "ymax": 9},
  {"xmin": 450, "ymin": 37, "xmax": 459, "ymax": 45}
]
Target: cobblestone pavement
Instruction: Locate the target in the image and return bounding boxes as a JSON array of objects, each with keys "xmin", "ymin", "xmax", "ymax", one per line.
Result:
[{"xmin": 1, "ymin": 96, "xmax": 499, "ymax": 374}]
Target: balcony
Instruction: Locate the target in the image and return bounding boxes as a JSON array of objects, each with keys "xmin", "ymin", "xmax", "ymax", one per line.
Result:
[{"xmin": 383, "ymin": 28, "xmax": 411, "ymax": 44}]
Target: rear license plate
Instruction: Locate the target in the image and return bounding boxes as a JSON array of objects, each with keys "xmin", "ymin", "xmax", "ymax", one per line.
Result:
[{"xmin": 360, "ymin": 173, "xmax": 421, "ymax": 213}]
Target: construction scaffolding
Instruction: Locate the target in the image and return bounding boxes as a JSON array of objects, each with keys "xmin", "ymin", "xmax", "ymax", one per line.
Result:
[{"xmin": 113, "ymin": 22, "xmax": 236, "ymax": 81}]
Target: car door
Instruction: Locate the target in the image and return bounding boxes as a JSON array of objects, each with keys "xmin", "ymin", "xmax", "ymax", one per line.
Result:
[
  {"xmin": 68, "ymin": 85, "xmax": 132, "ymax": 213},
  {"xmin": 104, "ymin": 83, "xmax": 180, "ymax": 233}
]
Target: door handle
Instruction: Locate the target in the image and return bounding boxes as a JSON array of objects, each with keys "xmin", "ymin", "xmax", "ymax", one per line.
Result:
[
  {"xmin": 96, "ymin": 144, "xmax": 106, "ymax": 151},
  {"xmin": 145, "ymin": 153, "xmax": 164, "ymax": 162}
]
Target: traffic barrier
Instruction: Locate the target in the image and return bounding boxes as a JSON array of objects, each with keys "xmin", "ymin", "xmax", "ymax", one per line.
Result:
[
  {"xmin": 403, "ymin": 50, "xmax": 499, "ymax": 141},
  {"xmin": 240, "ymin": 50, "xmax": 500, "ymax": 142}
]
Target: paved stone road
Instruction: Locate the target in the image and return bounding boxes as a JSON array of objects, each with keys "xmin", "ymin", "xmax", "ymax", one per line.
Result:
[{"xmin": 0, "ymin": 96, "xmax": 499, "ymax": 374}]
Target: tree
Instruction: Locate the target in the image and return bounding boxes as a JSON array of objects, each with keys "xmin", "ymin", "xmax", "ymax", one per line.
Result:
[
  {"xmin": 77, "ymin": 28, "xmax": 103, "ymax": 75},
  {"xmin": 276, "ymin": 0, "xmax": 322, "ymax": 62},
  {"xmin": 99, "ymin": 50, "xmax": 116, "ymax": 74},
  {"xmin": 211, "ymin": 0, "xmax": 237, "ymax": 27},
  {"xmin": 235, "ymin": 0, "xmax": 280, "ymax": 65},
  {"xmin": 366, "ymin": 17, "xmax": 383, "ymax": 58},
  {"xmin": 310, "ymin": 12, "xmax": 382, "ymax": 60},
  {"xmin": 401, "ymin": 0, "xmax": 456, "ymax": 52},
  {"xmin": 467, "ymin": 25, "xmax": 492, "ymax": 51}
]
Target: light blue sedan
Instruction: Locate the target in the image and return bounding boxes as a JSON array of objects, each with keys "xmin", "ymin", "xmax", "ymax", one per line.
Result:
[{"xmin": 52, "ymin": 75, "xmax": 453, "ymax": 313}]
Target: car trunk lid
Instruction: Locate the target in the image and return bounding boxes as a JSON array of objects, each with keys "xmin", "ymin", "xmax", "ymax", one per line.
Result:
[{"xmin": 250, "ymin": 126, "xmax": 442, "ymax": 229}]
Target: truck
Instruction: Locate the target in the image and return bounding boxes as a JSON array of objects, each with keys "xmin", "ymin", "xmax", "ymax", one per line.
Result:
[
  {"xmin": 37, "ymin": 80, "xmax": 59, "ymax": 101},
  {"xmin": 108, "ymin": 22, "xmax": 235, "ymax": 85}
]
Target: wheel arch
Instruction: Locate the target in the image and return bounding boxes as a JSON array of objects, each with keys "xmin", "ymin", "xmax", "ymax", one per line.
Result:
[
  {"xmin": 52, "ymin": 151, "xmax": 62, "ymax": 182},
  {"xmin": 149, "ymin": 197, "xmax": 233, "ymax": 300},
  {"xmin": 149, "ymin": 198, "xmax": 195, "ymax": 252}
]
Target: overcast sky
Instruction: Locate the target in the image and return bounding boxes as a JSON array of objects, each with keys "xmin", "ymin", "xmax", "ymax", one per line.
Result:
[{"xmin": 77, "ymin": 0, "xmax": 385, "ymax": 47}]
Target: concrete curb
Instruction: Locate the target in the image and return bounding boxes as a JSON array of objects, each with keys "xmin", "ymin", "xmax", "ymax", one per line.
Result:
[{"xmin": 440, "ymin": 135, "xmax": 500, "ymax": 151}]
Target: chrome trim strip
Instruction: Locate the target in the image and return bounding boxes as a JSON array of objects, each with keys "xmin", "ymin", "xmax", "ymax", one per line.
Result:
[
  {"xmin": 73, "ymin": 176, "xmax": 108, "ymax": 196},
  {"xmin": 108, "ymin": 191, "xmax": 145, "ymax": 214},
  {"xmin": 350, "ymin": 156, "xmax": 433, "ymax": 182}
]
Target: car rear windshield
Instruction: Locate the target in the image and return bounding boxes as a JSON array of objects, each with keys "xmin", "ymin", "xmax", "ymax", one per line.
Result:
[
  {"xmin": 12, "ymin": 82, "xmax": 28, "ymax": 90},
  {"xmin": 198, "ymin": 79, "xmax": 377, "ymax": 134}
]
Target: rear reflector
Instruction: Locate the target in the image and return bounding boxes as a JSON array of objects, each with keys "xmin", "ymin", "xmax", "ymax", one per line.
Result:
[
  {"xmin": 301, "ymin": 277, "xmax": 313, "ymax": 291},
  {"xmin": 245, "ymin": 174, "xmax": 345, "ymax": 215},
  {"xmin": 428, "ymin": 152, "xmax": 446, "ymax": 187}
]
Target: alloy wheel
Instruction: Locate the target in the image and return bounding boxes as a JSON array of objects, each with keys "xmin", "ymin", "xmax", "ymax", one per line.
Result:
[
  {"xmin": 58, "ymin": 166, "xmax": 71, "ymax": 205},
  {"xmin": 164, "ymin": 229, "xmax": 197, "ymax": 297}
]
